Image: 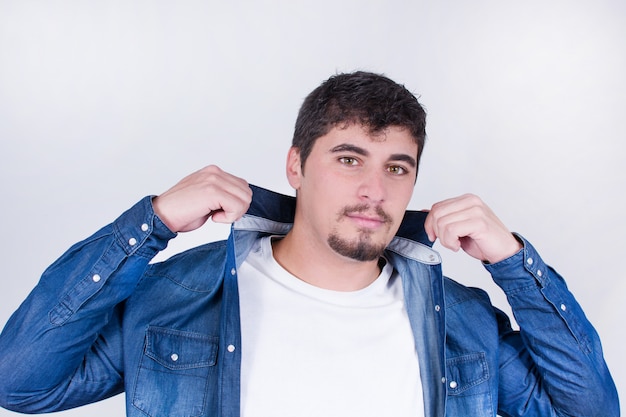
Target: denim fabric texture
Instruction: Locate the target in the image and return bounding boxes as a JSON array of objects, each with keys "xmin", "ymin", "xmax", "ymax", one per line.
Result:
[{"xmin": 0, "ymin": 185, "xmax": 619, "ymax": 416}]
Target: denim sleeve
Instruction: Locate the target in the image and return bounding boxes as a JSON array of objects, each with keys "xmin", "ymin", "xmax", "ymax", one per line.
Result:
[
  {"xmin": 485, "ymin": 234, "xmax": 619, "ymax": 417},
  {"xmin": 0, "ymin": 196, "xmax": 176, "ymax": 413}
]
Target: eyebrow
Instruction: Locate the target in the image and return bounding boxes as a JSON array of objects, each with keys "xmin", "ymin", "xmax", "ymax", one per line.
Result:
[
  {"xmin": 330, "ymin": 143, "xmax": 417, "ymax": 168},
  {"xmin": 389, "ymin": 153, "xmax": 417, "ymax": 168},
  {"xmin": 330, "ymin": 143, "xmax": 369, "ymax": 156}
]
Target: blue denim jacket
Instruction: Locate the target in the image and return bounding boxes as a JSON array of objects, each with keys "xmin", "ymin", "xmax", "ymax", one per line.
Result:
[{"xmin": 0, "ymin": 186, "xmax": 619, "ymax": 416}]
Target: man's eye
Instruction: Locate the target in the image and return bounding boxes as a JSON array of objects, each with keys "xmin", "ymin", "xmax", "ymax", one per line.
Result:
[
  {"xmin": 388, "ymin": 165, "xmax": 407, "ymax": 175},
  {"xmin": 339, "ymin": 157, "xmax": 359, "ymax": 166}
]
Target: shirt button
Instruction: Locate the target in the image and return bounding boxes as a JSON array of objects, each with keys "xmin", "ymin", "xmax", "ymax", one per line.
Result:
[
  {"xmin": 527, "ymin": 258, "xmax": 534, "ymax": 265},
  {"xmin": 560, "ymin": 304, "xmax": 567, "ymax": 312},
  {"xmin": 141, "ymin": 223, "xmax": 149, "ymax": 232},
  {"xmin": 434, "ymin": 305, "xmax": 441, "ymax": 312},
  {"xmin": 537, "ymin": 270, "xmax": 543, "ymax": 277},
  {"xmin": 170, "ymin": 353, "xmax": 179, "ymax": 362},
  {"xmin": 441, "ymin": 377, "xmax": 446, "ymax": 384},
  {"xmin": 92, "ymin": 274, "xmax": 101, "ymax": 283},
  {"xmin": 227, "ymin": 344, "xmax": 236, "ymax": 353},
  {"xmin": 230, "ymin": 268, "xmax": 236, "ymax": 276},
  {"xmin": 449, "ymin": 381, "xmax": 458, "ymax": 389},
  {"xmin": 129, "ymin": 238, "xmax": 137, "ymax": 246}
]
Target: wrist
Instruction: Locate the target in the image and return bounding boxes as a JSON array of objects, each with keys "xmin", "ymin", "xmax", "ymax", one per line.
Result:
[
  {"xmin": 151, "ymin": 196, "xmax": 177, "ymax": 233},
  {"xmin": 484, "ymin": 233, "xmax": 523, "ymax": 264}
]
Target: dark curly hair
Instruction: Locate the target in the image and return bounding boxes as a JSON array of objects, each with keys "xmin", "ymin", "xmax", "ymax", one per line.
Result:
[{"xmin": 292, "ymin": 71, "xmax": 427, "ymax": 172}]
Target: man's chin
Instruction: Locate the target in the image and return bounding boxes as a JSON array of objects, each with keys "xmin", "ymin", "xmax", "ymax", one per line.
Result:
[{"xmin": 327, "ymin": 234, "xmax": 387, "ymax": 262}]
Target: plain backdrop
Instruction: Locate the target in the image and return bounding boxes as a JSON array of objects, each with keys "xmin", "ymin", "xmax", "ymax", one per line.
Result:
[{"xmin": 1, "ymin": 1, "xmax": 624, "ymax": 415}]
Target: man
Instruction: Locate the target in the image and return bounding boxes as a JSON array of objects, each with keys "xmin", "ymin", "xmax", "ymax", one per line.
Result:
[{"xmin": 0, "ymin": 71, "xmax": 619, "ymax": 416}]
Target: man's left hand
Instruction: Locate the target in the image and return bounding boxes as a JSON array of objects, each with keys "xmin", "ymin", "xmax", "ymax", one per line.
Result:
[{"xmin": 424, "ymin": 194, "xmax": 522, "ymax": 264}]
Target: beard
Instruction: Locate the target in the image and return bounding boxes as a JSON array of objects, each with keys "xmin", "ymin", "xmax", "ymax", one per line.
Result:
[
  {"xmin": 327, "ymin": 231, "xmax": 387, "ymax": 262},
  {"xmin": 327, "ymin": 203, "xmax": 392, "ymax": 262}
]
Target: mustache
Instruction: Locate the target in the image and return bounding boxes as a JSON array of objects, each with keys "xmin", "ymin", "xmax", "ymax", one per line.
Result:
[{"xmin": 339, "ymin": 204, "xmax": 393, "ymax": 224}]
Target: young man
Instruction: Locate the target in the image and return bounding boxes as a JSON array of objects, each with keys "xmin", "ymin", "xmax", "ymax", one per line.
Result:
[{"xmin": 0, "ymin": 72, "xmax": 619, "ymax": 416}]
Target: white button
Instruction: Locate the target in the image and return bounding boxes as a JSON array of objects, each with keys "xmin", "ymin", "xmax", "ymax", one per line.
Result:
[
  {"xmin": 129, "ymin": 238, "xmax": 137, "ymax": 246},
  {"xmin": 560, "ymin": 304, "xmax": 567, "ymax": 311},
  {"xmin": 170, "ymin": 353, "xmax": 179, "ymax": 361},
  {"xmin": 141, "ymin": 223, "xmax": 149, "ymax": 232},
  {"xmin": 230, "ymin": 268, "xmax": 236, "ymax": 276},
  {"xmin": 537, "ymin": 270, "xmax": 543, "ymax": 277},
  {"xmin": 527, "ymin": 258, "xmax": 534, "ymax": 265},
  {"xmin": 441, "ymin": 377, "xmax": 446, "ymax": 384},
  {"xmin": 227, "ymin": 344, "xmax": 236, "ymax": 353},
  {"xmin": 434, "ymin": 305, "xmax": 441, "ymax": 312},
  {"xmin": 92, "ymin": 274, "xmax": 101, "ymax": 283},
  {"xmin": 449, "ymin": 380, "xmax": 458, "ymax": 389}
]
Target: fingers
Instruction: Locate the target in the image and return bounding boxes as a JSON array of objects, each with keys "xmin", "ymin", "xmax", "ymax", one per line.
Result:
[
  {"xmin": 153, "ymin": 165, "xmax": 252, "ymax": 232},
  {"xmin": 425, "ymin": 194, "xmax": 521, "ymax": 263},
  {"xmin": 208, "ymin": 180, "xmax": 253, "ymax": 224},
  {"xmin": 198, "ymin": 166, "xmax": 252, "ymax": 223},
  {"xmin": 425, "ymin": 194, "xmax": 485, "ymax": 248}
]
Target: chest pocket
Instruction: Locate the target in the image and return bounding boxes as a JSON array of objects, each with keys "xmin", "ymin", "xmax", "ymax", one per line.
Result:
[
  {"xmin": 445, "ymin": 352, "xmax": 493, "ymax": 416},
  {"xmin": 132, "ymin": 326, "xmax": 219, "ymax": 417},
  {"xmin": 446, "ymin": 351, "xmax": 489, "ymax": 394}
]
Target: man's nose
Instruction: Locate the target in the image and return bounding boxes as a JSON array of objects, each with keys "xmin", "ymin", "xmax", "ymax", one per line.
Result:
[{"xmin": 357, "ymin": 169, "xmax": 387, "ymax": 204}]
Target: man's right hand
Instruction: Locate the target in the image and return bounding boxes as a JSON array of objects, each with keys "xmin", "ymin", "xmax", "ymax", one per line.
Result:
[{"xmin": 152, "ymin": 165, "xmax": 253, "ymax": 233}]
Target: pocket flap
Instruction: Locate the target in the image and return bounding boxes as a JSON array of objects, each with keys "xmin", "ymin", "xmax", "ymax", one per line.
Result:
[
  {"xmin": 145, "ymin": 326, "xmax": 218, "ymax": 370},
  {"xmin": 446, "ymin": 352, "xmax": 489, "ymax": 394}
]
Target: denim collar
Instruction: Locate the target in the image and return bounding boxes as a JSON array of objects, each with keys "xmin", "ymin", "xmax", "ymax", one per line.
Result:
[{"xmin": 235, "ymin": 184, "xmax": 441, "ymax": 266}]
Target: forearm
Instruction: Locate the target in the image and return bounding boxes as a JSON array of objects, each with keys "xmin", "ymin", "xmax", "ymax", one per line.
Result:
[
  {"xmin": 0, "ymin": 196, "xmax": 176, "ymax": 413},
  {"xmin": 486, "ymin": 235, "xmax": 619, "ymax": 417}
]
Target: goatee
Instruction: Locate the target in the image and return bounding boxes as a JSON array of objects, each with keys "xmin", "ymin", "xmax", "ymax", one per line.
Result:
[
  {"xmin": 327, "ymin": 232, "xmax": 387, "ymax": 261},
  {"xmin": 327, "ymin": 203, "xmax": 392, "ymax": 262}
]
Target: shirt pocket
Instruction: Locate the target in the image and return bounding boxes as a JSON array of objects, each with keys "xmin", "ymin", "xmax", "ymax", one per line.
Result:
[
  {"xmin": 132, "ymin": 326, "xmax": 219, "ymax": 417},
  {"xmin": 446, "ymin": 351, "xmax": 489, "ymax": 395},
  {"xmin": 445, "ymin": 352, "xmax": 493, "ymax": 416}
]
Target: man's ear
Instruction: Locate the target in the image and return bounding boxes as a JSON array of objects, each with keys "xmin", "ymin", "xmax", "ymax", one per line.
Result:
[{"xmin": 286, "ymin": 146, "xmax": 303, "ymax": 190}]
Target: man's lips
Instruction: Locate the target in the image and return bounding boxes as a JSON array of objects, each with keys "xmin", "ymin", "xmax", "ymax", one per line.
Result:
[
  {"xmin": 345, "ymin": 213, "xmax": 389, "ymax": 229},
  {"xmin": 339, "ymin": 204, "xmax": 393, "ymax": 229}
]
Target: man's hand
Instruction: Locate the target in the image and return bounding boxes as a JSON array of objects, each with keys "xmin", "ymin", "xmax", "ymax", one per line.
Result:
[
  {"xmin": 424, "ymin": 194, "xmax": 522, "ymax": 264},
  {"xmin": 152, "ymin": 165, "xmax": 252, "ymax": 233}
]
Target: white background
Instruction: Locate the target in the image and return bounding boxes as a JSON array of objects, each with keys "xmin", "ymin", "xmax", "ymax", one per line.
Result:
[{"xmin": 0, "ymin": 1, "xmax": 624, "ymax": 415}]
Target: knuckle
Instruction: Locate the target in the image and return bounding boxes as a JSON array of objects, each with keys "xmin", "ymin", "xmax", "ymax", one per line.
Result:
[
  {"xmin": 200, "ymin": 165, "xmax": 223, "ymax": 180},
  {"xmin": 464, "ymin": 193, "xmax": 482, "ymax": 205},
  {"xmin": 203, "ymin": 164, "xmax": 222, "ymax": 173}
]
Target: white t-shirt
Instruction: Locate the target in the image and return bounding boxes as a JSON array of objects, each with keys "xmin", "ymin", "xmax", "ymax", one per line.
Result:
[{"xmin": 237, "ymin": 236, "xmax": 424, "ymax": 417}]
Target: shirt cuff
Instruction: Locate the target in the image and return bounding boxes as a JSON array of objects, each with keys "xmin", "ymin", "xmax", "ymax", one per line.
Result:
[
  {"xmin": 484, "ymin": 233, "xmax": 550, "ymax": 293},
  {"xmin": 112, "ymin": 196, "xmax": 177, "ymax": 259}
]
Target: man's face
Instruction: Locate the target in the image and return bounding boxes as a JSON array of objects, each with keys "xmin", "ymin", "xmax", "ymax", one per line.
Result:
[{"xmin": 287, "ymin": 123, "xmax": 418, "ymax": 262}]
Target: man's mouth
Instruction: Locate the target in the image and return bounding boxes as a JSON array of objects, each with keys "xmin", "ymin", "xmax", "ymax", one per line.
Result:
[
  {"xmin": 346, "ymin": 213, "xmax": 387, "ymax": 229},
  {"xmin": 340, "ymin": 204, "xmax": 392, "ymax": 229}
]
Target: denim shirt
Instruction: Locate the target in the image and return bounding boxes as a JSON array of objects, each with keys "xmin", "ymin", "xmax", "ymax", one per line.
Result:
[{"xmin": 0, "ymin": 185, "xmax": 619, "ymax": 416}]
